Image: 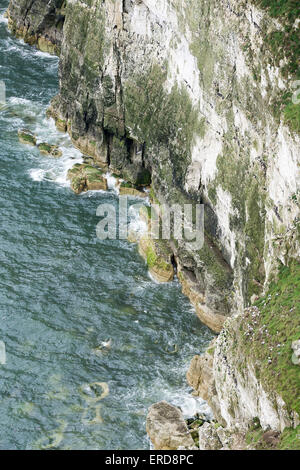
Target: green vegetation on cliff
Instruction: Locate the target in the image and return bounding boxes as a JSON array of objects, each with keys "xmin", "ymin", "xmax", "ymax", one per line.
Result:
[
  {"xmin": 246, "ymin": 421, "xmax": 300, "ymax": 450},
  {"xmin": 124, "ymin": 64, "xmax": 201, "ymax": 184},
  {"xmin": 241, "ymin": 261, "xmax": 300, "ymax": 416},
  {"xmin": 252, "ymin": 0, "xmax": 300, "ymax": 132},
  {"xmin": 208, "ymin": 147, "xmax": 266, "ymax": 300}
]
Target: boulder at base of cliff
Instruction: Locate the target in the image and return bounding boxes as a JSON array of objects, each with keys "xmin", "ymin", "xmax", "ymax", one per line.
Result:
[
  {"xmin": 18, "ymin": 129, "xmax": 36, "ymax": 146},
  {"xmin": 119, "ymin": 181, "xmax": 148, "ymax": 198},
  {"xmin": 67, "ymin": 163, "xmax": 108, "ymax": 194},
  {"xmin": 38, "ymin": 142, "xmax": 62, "ymax": 158},
  {"xmin": 186, "ymin": 346, "xmax": 215, "ymax": 401},
  {"xmin": 139, "ymin": 235, "xmax": 174, "ymax": 283},
  {"xmin": 146, "ymin": 401, "xmax": 196, "ymax": 450}
]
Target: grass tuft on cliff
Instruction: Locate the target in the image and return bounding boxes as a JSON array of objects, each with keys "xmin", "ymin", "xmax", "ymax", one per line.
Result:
[
  {"xmin": 251, "ymin": 0, "xmax": 300, "ymax": 133},
  {"xmin": 241, "ymin": 260, "xmax": 300, "ymax": 416},
  {"xmin": 246, "ymin": 423, "xmax": 300, "ymax": 449}
]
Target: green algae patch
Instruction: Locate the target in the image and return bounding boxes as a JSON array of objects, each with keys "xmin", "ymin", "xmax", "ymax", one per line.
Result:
[
  {"xmin": 67, "ymin": 163, "xmax": 108, "ymax": 194},
  {"xmin": 278, "ymin": 424, "xmax": 300, "ymax": 450},
  {"xmin": 38, "ymin": 142, "xmax": 63, "ymax": 158},
  {"xmin": 240, "ymin": 261, "xmax": 300, "ymax": 417},
  {"xmin": 211, "ymin": 148, "xmax": 266, "ymax": 299},
  {"xmin": 139, "ymin": 235, "xmax": 174, "ymax": 283},
  {"xmin": 123, "ymin": 63, "xmax": 201, "ymax": 184},
  {"xmin": 284, "ymin": 101, "xmax": 300, "ymax": 134},
  {"xmin": 18, "ymin": 129, "xmax": 37, "ymax": 146}
]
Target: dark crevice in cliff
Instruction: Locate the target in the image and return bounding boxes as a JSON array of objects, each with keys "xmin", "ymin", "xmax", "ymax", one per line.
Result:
[{"xmin": 23, "ymin": 0, "xmax": 34, "ymax": 23}]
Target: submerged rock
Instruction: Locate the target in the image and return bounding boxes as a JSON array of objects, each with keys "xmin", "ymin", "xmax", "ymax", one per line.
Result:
[
  {"xmin": 146, "ymin": 401, "xmax": 196, "ymax": 450},
  {"xmin": 18, "ymin": 129, "xmax": 36, "ymax": 146},
  {"xmin": 67, "ymin": 163, "xmax": 108, "ymax": 194},
  {"xmin": 38, "ymin": 142, "xmax": 62, "ymax": 158}
]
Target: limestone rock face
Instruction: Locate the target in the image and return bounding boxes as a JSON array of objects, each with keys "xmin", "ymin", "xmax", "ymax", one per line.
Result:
[
  {"xmin": 213, "ymin": 315, "xmax": 300, "ymax": 433},
  {"xmin": 8, "ymin": 0, "xmax": 300, "ymax": 333},
  {"xmin": 187, "ymin": 349, "xmax": 215, "ymax": 402},
  {"xmin": 146, "ymin": 401, "xmax": 195, "ymax": 450},
  {"xmin": 178, "ymin": 265, "xmax": 227, "ymax": 333},
  {"xmin": 198, "ymin": 422, "xmax": 222, "ymax": 450},
  {"xmin": 138, "ymin": 235, "xmax": 174, "ymax": 283},
  {"xmin": 8, "ymin": 0, "xmax": 300, "ymax": 449}
]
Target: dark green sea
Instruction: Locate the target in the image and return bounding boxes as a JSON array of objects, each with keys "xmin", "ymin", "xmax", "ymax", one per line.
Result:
[{"xmin": 0, "ymin": 0, "xmax": 212, "ymax": 450}]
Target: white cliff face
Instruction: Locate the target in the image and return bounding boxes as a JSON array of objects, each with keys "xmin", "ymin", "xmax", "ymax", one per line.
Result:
[
  {"xmin": 264, "ymin": 125, "xmax": 300, "ymax": 282},
  {"xmin": 213, "ymin": 320, "xmax": 300, "ymax": 433},
  {"xmin": 64, "ymin": 0, "xmax": 300, "ymax": 445},
  {"xmin": 119, "ymin": 0, "xmax": 300, "ymax": 306},
  {"xmin": 55, "ymin": 0, "xmax": 300, "ymax": 315}
]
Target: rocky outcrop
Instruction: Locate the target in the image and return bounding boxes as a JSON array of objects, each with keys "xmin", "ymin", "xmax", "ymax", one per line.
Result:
[
  {"xmin": 18, "ymin": 128, "xmax": 36, "ymax": 146},
  {"xmin": 67, "ymin": 163, "xmax": 108, "ymax": 194},
  {"xmin": 186, "ymin": 343, "xmax": 216, "ymax": 403},
  {"xmin": 146, "ymin": 401, "xmax": 196, "ymax": 450},
  {"xmin": 6, "ymin": 0, "xmax": 65, "ymax": 54},
  {"xmin": 198, "ymin": 423, "xmax": 222, "ymax": 451},
  {"xmin": 38, "ymin": 143, "xmax": 62, "ymax": 158},
  {"xmin": 177, "ymin": 265, "xmax": 228, "ymax": 332},
  {"xmin": 186, "ymin": 262, "xmax": 300, "ymax": 448},
  {"xmin": 119, "ymin": 182, "xmax": 148, "ymax": 199},
  {"xmin": 291, "ymin": 340, "xmax": 300, "ymax": 366},
  {"xmin": 138, "ymin": 235, "xmax": 175, "ymax": 283},
  {"xmin": 8, "ymin": 0, "xmax": 300, "ymax": 325}
]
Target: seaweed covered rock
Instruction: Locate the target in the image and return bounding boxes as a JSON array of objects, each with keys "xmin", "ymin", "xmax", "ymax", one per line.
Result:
[
  {"xmin": 18, "ymin": 129, "xmax": 36, "ymax": 146},
  {"xmin": 38, "ymin": 142, "xmax": 62, "ymax": 158},
  {"xmin": 138, "ymin": 235, "xmax": 174, "ymax": 283},
  {"xmin": 67, "ymin": 163, "xmax": 108, "ymax": 195}
]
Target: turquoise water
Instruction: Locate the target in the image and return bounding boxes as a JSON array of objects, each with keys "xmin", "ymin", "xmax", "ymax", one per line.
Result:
[{"xmin": 0, "ymin": 1, "xmax": 213, "ymax": 450}]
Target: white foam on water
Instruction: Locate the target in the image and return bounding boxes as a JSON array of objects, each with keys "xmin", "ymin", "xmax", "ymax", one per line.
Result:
[
  {"xmin": 128, "ymin": 203, "xmax": 148, "ymax": 239},
  {"xmin": 28, "ymin": 168, "xmax": 46, "ymax": 182},
  {"xmin": 34, "ymin": 49, "xmax": 57, "ymax": 60},
  {"xmin": 9, "ymin": 96, "xmax": 38, "ymax": 107},
  {"xmin": 106, "ymin": 172, "xmax": 120, "ymax": 193},
  {"xmin": 25, "ymin": 114, "xmax": 84, "ymax": 185},
  {"xmin": 0, "ymin": 340, "xmax": 6, "ymax": 365},
  {"xmin": 7, "ymin": 97, "xmax": 44, "ymax": 122},
  {"xmin": 0, "ymin": 13, "xmax": 8, "ymax": 25},
  {"xmin": 171, "ymin": 392, "xmax": 213, "ymax": 420},
  {"xmin": 2, "ymin": 37, "xmax": 22, "ymax": 54}
]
